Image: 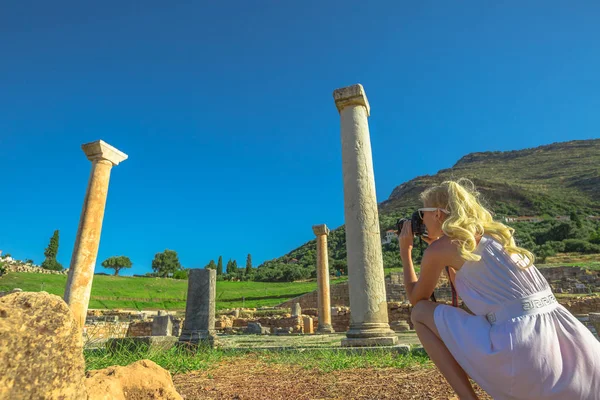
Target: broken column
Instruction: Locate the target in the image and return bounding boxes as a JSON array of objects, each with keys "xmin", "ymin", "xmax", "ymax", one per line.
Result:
[
  {"xmin": 179, "ymin": 268, "xmax": 217, "ymax": 346},
  {"xmin": 313, "ymin": 224, "xmax": 334, "ymax": 333},
  {"xmin": 292, "ymin": 303, "xmax": 302, "ymax": 317},
  {"xmin": 64, "ymin": 140, "xmax": 128, "ymax": 328},
  {"xmin": 333, "ymin": 84, "xmax": 397, "ymax": 347}
]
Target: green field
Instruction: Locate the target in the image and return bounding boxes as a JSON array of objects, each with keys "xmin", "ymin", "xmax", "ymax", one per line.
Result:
[{"xmin": 0, "ymin": 272, "xmax": 326, "ymax": 311}]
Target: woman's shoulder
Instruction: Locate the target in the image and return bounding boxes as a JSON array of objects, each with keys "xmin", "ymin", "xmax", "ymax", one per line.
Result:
[
  {"xmin": 427, "ymin": 235, "xmax": 483, "ymax": 269},
  {"xmin": 426, "ymin": 236, "xmax": 460, "ymax": 261},
  {"xmin": 428, "ymin": 235, "xmax": 459, "ymax": 251}
]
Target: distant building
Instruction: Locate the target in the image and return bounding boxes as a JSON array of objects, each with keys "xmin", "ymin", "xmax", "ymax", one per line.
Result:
[
  {"xmin": 504, "ymin": 216, "xmax": 543, "ymax": 223},
  {"xmin": 382, "ymin": 230, "xmax": 398, "ymax": 245},
  {"xmin": 503, "ymin": 215, "xmax": 571, "ymax": 223}
]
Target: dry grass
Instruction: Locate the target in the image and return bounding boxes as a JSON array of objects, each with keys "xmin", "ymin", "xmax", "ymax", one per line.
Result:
[{"xmin": 172, "ymin": 357, "xmax": 492, "ymax": 400}]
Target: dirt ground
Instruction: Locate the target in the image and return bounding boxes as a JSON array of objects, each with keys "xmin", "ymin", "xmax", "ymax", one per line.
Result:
[{"xmin": 173, "ymin": 359, "xmax": 492, "ymax": 400}]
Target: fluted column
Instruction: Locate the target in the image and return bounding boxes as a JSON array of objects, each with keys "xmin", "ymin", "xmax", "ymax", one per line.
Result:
[{"xmin": 64, "ymin": 140, "xmax": 127, "ymax": 328}]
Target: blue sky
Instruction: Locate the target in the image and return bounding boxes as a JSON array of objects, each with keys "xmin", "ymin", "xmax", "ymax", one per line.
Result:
[{"xmin": 1, "ymin": 1, "xmax": 599, "ymax": 276}]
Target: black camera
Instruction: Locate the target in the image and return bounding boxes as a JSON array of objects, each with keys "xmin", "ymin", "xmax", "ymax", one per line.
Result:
[{"xmin": 396, "ymin": 210, "xmax": 427, "ymax": 237}]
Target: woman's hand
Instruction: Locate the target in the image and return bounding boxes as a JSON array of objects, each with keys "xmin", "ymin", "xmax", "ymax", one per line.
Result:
[{"xmin": 398, "ymin": 220, "xmax": 414, "ymax": 256}]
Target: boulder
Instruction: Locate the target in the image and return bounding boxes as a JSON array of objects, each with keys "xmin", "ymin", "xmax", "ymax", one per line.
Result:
[
  {"xmin": 85, "ymin": 359, "xmax": 182, "ymax": 400},
  {"xmin": 0, "ymin": 291, "xmax": 87, "ymax": 399}
]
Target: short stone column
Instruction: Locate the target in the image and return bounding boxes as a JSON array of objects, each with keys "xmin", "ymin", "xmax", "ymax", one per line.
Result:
[
  {"xmin": 64, "ymin": 140, "xmax": 127, "ymax": 328},
  {"xmin": 333, "ymin": 84, "xmax": 397, "ymax": 347},
  {"xmin": 179, "ymin": 269, "xmax": 217, "ymax": 346},
  {"xmin": 152, "ymin": 315, "xmax": 173, "ymax": 336},
  {"xmin": 291, "ymin": 303, "xmax": 302, "ymax": 317},
  {"xmin": 313, "ymin": 224, "xmax": 334, "ymax": 333},
  {"xmin": 303, "ymin": 316, "xmax": 314, "ymax": 334}
]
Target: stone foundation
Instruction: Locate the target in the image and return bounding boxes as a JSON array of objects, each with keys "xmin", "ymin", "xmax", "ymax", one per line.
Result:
[{"xmin": 84, "ymin": 322, "xmax": 129, "ymax": 340}]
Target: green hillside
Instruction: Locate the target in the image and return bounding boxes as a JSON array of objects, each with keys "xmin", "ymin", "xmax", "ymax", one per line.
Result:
[
  {"xmin": 380, "ymin": 139, "xmax": 600, "ymax": 217},
  {"xmin": 256, "ymin": 139, "xmax": 600, "ymax": 280},
  {"xmin": 0, "ymin": 272, "xmax": 321, "ymax": 311}
]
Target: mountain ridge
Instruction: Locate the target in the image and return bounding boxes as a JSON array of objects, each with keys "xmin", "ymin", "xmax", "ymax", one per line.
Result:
[{"xmin": 254, "ymin": 138, "xmax": 600, "ymax": 281}]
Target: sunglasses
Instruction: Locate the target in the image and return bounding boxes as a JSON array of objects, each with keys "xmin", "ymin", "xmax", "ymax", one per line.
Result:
[{"xmin": 418, "ymin": 208, "xmax": 450, "ymax": 219}]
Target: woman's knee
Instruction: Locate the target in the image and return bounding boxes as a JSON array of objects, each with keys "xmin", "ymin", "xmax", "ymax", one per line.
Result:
[{"xmin": 411, "ymin": 300, "xmax": 428, "ymax": 325}]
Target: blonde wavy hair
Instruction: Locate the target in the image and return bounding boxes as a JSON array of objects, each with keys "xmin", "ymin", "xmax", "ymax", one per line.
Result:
[{"xmin": 420, "ymin": 178, "xmax": 534, "ymax": 268}]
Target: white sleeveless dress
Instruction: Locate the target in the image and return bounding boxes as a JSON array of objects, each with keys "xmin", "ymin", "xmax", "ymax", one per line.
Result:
[{"xmin": 434, "ymin": 235, "xmax": 600, "ymax": 399}]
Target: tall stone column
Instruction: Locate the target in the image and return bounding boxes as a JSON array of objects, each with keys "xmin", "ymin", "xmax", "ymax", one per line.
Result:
[
  {"xmin": 64, "ymin": 140, "xmax": 127, "ymax": 328},
  {"xmin": 333, "ymin": 84, "xmax": 397, "ymax": 347},
  {"xmin": 313, "ymin": 224, "xmax": 334, "ymax": 333},
  {"xmin": 179, "ymin": 269, "xmax": 217, "ymax": 346}
]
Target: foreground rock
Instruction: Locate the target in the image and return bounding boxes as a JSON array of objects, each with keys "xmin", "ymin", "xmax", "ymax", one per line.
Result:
[
  {"xmin": 86, "ymin": 359, "xmax": 183, "ymax": 400},
  {"xmin": 0, "ymin": 291, "xmax": 183, "ymax": 399},
  {"xmin": 0, "ymin": 291, "xmax": 87, "ymax": 399}
]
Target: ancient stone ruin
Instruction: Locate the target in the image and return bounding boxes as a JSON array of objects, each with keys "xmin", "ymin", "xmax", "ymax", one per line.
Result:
[
  {"xmin": 64, "ymin": 140, "xmax": 128, "ymax": 328},
  {"xmin": 0, "ymin": 291, "xmax": 182, "ymax": 399},
  {"xmin": 313, "ymin": 224, "xmax": 335, "ymax": 333},
  {"xmin": 179, "ymin": 268, "xmax": 218, "ymax": 346},
  {"xmin": 334, "ymin": 84, "xmax": 397, "ymax": 347}
]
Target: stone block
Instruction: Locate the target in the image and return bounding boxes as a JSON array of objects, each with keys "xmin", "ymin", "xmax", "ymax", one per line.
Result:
[
  {"xmin": 390, "ymin": 320, "xmax": 411, "ymax": 332},
  {"xmin": 245, "ymin": 322, "xmax": 270, "ymax": 335},
  {"xmin": 274, "ymin": 327, "xmax": 294, "ymax": 335},
  {"xmin": 151, "ymin": 315, "xmax": 173, "ymax": 336},
  {"xmin": 0, "ymin": 292, "xmax": 87, "ymax": 399},
  {"xmin": 302, "ymin": 316, "xmax": 314, "ymax": 334}
]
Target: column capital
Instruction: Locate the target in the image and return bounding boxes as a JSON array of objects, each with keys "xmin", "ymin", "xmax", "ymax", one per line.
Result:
[
  {"xmin": 82, "ymin": 140, "xmax": 128, "ymax": 166},
  {"xmin": 312, "ymin": 224, "xmax": 330, "ymax": 237},
  {"xmin": 333, "ymin": 84, "xmax": 370, "ymax": 116}
]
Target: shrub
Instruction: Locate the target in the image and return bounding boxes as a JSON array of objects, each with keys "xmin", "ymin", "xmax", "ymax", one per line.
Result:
[
  {"xmin": 534, "ymin": 243, "xmax": 556, "ymax": 263},
  {"xmin": 172, "ymin": 269, "xmax": 189, "ymax": 280},
  {"xmin": 562, "ymin": 239, "xmax": 600, "ymax": 254},
  {"xmin": 41, "ymin": 258, "xmax": 63, "ymax": 271}
]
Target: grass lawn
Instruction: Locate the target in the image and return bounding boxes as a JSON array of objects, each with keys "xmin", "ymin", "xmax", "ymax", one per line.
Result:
[
  {"xmin": 541, "ymin": 253, "xmax": 600, "ymax": 270},
  {"xmin": 84, "ymin": 345, "xmax": 431, "ymax": 375},
  {"xmin": 0, "ymin": 272, "xmax": 324, "ymax": 310}
]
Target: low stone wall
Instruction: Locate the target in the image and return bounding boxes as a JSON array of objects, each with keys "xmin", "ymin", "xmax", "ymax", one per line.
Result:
[
  {"xmin": 124, "ymin": 318, "xmax": 184, "ymax": 337},
  {"xmin": 126, "ymin": 321, "xmax": 153, "ymax": 337},
  {"xmin": 543, "ymin": 267, "xmax": 600, "ymax": 294},
  {"xmin": 257, "ymin": 316, "xmax": 304, "ymax": 333},
  {"xmin": 216, "ymin": 314, "xmax": 305, "ymax": 333},
  {"xmin": 4, "ymin": 262, "xmax": 68, "ymax": 275},
  {"xmin": 542, "ymin": 266, "xmax": 598, "ymax": 282},
  {"xmin": 80, "ymin": 296, "xmax": 600, "ymax": 340},
  {"xmin": 84, "ymin": 322, "xmax": 129, "ymax": 340},
  {"xmin": 561, "ymin": 296, "xmax": 600, "ymax": 314},
  {"xmin": 279, "ymin": 273, "xmax": 455, "ymax": 309}
]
